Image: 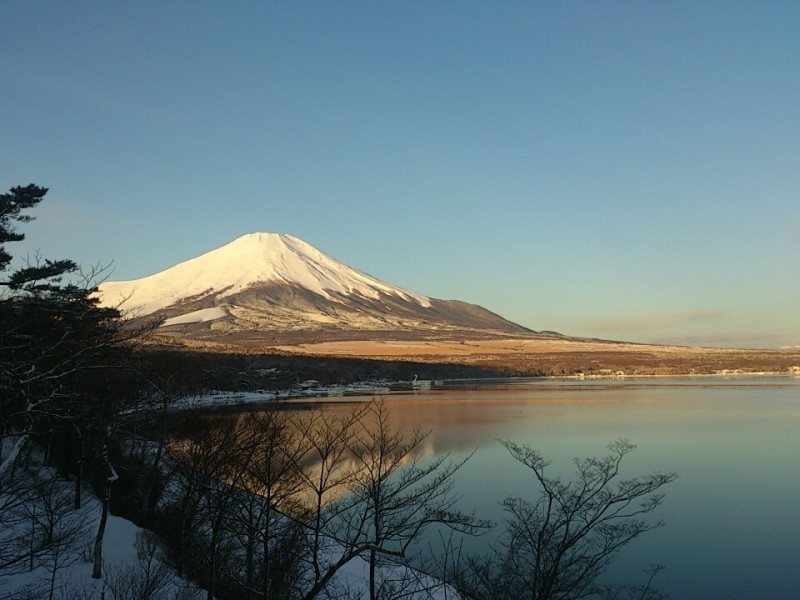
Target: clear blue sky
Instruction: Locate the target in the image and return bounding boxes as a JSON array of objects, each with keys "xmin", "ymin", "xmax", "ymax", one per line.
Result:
[{"xmin": 3, "ymin": 2, "xmax": 799, "ymax": 348}]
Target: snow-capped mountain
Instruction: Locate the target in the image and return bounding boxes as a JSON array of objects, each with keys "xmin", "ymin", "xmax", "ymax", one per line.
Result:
[
  {"xmin": 99, "ymin": 233, "xmax": 431, "ymax": 316},
  {"xmin": 98, "ymin": 233, "xmax": 534, "ymax": 347}
]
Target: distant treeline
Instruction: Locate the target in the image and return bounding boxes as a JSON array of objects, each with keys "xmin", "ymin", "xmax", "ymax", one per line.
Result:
[{"xmin": 138, "ymin": 347, "xmax": 515, "ymax": 393}]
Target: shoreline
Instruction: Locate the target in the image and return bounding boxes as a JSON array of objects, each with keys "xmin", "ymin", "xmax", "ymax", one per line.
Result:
[{"xmin": 162, "ymin": 370, "xmax": 800, "ymax": 415}]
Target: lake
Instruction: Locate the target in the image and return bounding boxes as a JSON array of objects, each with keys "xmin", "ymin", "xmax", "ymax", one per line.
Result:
[{"xmin": 304, "ymin": 375, "xmax": 800, "ymax": 600}]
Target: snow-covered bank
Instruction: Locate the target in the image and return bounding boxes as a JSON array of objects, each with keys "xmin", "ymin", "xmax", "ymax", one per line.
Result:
[
  {"xmin": 0, "ymin": 436, "xmax": 205, "ymax": 600},
  {"xmin": 163, "ymin": 383, "xmax": 394, "ymax": 412},
  {"xmin": 1, "ymin": 433, "xmax": 461, "ymax": 600}
]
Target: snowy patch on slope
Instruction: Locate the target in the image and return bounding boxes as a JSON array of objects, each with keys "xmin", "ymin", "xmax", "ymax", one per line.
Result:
[
  {"xmin": 98, "ymin": 232, "xmax": 431, "ymax": 317},
  {"xmin": 161, "ymin": 306, "xmax": 227, "ymax": 327}
]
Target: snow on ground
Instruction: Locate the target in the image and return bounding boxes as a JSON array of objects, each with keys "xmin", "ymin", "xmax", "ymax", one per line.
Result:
[
  {"xmin": 162, "ymin": 383, "xmax": 394, "ymax": 412},
  {"xmin": 164, "ymin": 390, "xmax": 282, "ymax": 411},
  {"xmin": 0, "ymin": 437, "xmax": 204, "ymax": 600},
  {"xmin": 2, "ymin": 510, "xmax": 207, "ymax": 599},
  {"xmin": 322, "ymin": 547, "xmax": 457, "ymax": 600}
]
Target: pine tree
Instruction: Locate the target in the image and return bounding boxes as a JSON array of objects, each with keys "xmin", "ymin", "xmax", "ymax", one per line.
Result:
[{"xmin": 1, "ymin": 185, "xmax": 122, "ymax": 443}]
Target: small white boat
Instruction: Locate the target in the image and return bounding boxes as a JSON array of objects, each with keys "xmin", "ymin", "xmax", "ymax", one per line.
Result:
[{"xmin": 411, "ymin": 374, "xmax": 432, "ymax": 390}]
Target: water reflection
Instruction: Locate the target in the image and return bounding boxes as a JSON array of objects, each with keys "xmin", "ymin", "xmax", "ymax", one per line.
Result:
[{"xmin": 283, "ymin": 376, "xmax": 800, "ymax": 600}]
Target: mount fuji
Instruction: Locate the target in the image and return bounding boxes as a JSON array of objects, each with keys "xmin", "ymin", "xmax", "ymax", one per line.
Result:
[{"xmin": 98, "ymin": 233, "xmax": 539, "ymax": 349}]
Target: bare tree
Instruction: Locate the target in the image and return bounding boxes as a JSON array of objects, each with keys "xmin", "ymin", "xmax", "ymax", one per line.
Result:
[
  {"xmin": 0, "ymin": 444, "xmax": 92, "ymax": 599},
  {"xmin": 455, "ymin": 439, "xmax": 677, "ymax": 600},
  {"xmin": 291, "ymin": 405, "xmax": 365, "ymax": 598},
  {"xmin": 91, "ymin": 430, "xmax": 119, "ymax": 580},
  {"xmin": 297, "ymin": 399, "xmax": 488, "ymax": 600},
  {"xmin": 165, "ymin": 415, "xmax": 257, "ymax": 600},
  {"xmin": 233, "ymin": 409, "xmax": 311, "ymax": 600},
  {"xmin": 347, "ymin": 399, "xmax": 487, "ymax": 600}
]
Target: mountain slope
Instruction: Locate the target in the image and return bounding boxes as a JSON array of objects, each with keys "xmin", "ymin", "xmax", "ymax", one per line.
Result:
[
  {"xmin": 99, "ymin": 233, "xmax": 431, "ymax": 316},
  {"xmin": 98, "ymin": 233, "xmax": 541, "ymax": 348}
]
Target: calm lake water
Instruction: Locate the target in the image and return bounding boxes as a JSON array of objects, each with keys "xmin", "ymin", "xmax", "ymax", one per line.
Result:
[{"xmin": 307, "ymin": 376, "xmax": 800, "ymax": 600}]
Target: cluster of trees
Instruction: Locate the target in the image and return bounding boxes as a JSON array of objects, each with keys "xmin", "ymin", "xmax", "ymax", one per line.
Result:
[
  {"xmin": 132, "ymin": 349, "xmax": 508, "ymax": 397},
  {"xmin": 1, "ymin": 184, "xmax": 677, "ymax": 600},
  {"xmin": 153, "ymin": 402, "xmax": 486, "ymax": 600}
]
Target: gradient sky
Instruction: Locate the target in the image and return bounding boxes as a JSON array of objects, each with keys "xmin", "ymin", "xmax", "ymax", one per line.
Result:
[{"xmin": 3, "ymin": 2, "xmax": 799, "ymax": 348}]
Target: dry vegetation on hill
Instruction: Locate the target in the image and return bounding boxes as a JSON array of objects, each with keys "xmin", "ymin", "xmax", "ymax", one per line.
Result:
[
  {"xmin": 144, "ymin": 329, "xmax": 800, "ymax": 378},
  {"xmin": 272, "ymin": 338, "xmax": 800, "ymax": 376}
]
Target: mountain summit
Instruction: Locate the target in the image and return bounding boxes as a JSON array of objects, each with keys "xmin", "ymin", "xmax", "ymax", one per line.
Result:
[
  {"xmin": 98, "ymin": 233, "xmax": 535, "ymax": 349},
  {"xmin": 99, "ymin": 233, "xmax": 431, "ymax": 316}
]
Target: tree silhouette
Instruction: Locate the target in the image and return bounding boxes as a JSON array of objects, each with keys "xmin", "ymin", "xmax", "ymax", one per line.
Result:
[{"xmin": 456, "ymin": 439, "xmax": 677, "ymax": 600}]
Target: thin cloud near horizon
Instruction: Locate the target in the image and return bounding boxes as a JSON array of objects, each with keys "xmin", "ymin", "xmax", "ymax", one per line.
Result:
[{"xmin": 572, "ymin": 309, "xmax": 724, "ymax": 332}]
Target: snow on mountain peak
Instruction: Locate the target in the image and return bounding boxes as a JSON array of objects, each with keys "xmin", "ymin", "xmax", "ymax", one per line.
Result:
[{"xmin": 98, "ymin": 232, "xmax": 432, "ymax": 316}]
